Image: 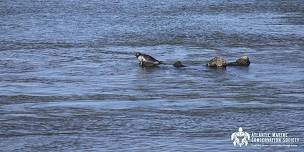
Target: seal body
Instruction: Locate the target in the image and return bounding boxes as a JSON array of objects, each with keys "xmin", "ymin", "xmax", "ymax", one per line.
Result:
[{"xmin": 135, "ymin": 52, "xmax": 161, "ymax": 67}]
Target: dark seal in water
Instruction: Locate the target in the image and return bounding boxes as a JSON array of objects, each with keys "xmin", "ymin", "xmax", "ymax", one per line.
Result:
[{"xmin": 135, "ymin": 52, "xmax": 162, "ymax": 67}]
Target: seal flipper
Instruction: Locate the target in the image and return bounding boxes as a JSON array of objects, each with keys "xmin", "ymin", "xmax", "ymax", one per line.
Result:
[{"xmin": 139, "ymin": 61, "xmax": 144, "ymax": 67}]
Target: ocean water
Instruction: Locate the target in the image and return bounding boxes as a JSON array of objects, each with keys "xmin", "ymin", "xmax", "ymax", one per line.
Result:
[{"xmin": 0, "ymin": 0, "xmax": 304, "ymax": 151}]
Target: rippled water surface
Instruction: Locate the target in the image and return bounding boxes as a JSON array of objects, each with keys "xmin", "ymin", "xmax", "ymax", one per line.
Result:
[{"xmin": 1, "ymin": 0, "xmax": 304, "ymax": 151}]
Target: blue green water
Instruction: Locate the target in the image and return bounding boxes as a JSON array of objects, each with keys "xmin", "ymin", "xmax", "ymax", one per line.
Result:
[{"xmin": 0, "ymin": 0, "xmax": 304, "ymax": 151}]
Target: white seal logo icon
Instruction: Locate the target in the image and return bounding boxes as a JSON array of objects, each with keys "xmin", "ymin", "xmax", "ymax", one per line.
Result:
[{"xmin": 231, "ymin": 127, "xmax": 250, "ymax": 147}]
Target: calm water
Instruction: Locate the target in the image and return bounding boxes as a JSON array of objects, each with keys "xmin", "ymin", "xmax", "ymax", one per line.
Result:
[{"xmin": 0, "ymin": 0, "xmax": 304, "ymax": 151}]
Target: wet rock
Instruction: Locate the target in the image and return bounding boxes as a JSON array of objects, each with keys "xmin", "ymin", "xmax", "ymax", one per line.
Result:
[
  {"xmin": 207, "ymin": 57, "xmax": 227, "ymax": 68},
  {"xmin": 236, "ymin": 56, "xmax": 250, "ymax": 66},
  {"xmin": 227, "ymin": 56, "xmax": 250, "ymax": 66},
  {"xmin": 173, "ymin": 61, "xmax": 186, "ymax": 68}
]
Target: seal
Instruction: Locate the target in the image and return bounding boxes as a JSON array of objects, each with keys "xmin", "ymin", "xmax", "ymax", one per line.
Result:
[{"xmin": 135, "ymin": 52, "xmax": 162, "ymax": 67}]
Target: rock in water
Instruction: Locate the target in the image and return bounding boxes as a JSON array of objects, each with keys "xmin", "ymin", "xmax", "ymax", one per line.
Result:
[
  {"xmin": 227, "ymin": 56, "xmax": 250, "ymax": 66},
  {"xmin": 207, "ymin": 57, "xmax": 227, "ymax": 68},
  {"xmin": 173, "ymin": 61, "xmax": 186, "ymax": 68},
  {"xmin": 236, "ymin": 56, "xmax": 250, "ymax": 66}
]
